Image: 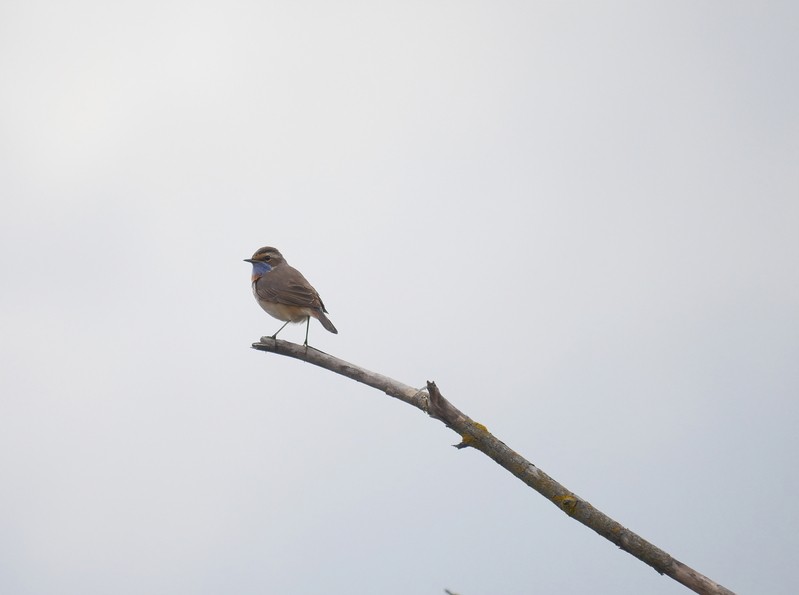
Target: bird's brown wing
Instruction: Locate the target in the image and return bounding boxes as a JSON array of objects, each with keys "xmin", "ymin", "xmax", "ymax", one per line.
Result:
[{"xmin": 254, "ymin": 265, "xmax": 324, "ymax": 310}]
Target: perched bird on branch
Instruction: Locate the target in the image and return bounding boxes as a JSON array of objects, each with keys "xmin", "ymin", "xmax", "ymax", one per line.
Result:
[{"xmin": 244, "ymin": 246, "xmax": 337, "ymax": 345}]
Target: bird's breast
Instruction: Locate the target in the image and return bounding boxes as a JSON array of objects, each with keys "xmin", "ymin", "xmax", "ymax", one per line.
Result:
[{"xmin": 256, "ymin": 297, "xmax": 313, "ymax": 322}]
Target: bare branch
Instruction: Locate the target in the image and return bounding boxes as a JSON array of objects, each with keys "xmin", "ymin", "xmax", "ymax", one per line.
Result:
[{"xmin": 251, "ymin": 337, "xmax": 736, "ymax": 595}]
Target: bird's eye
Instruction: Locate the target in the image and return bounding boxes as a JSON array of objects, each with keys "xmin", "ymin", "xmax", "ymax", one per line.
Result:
[{"xmin": 264, "ymin": 255, "xmax": 271, "ymax": 261}]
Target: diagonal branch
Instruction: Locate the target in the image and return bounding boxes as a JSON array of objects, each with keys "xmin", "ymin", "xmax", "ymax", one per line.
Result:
[{"xmin": 251, "ymin": 337, "xmax": 736, "ymax": 595}]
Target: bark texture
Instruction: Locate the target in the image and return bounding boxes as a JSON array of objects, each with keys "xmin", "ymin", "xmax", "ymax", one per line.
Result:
[{"xmin": 251, "ymin": 337, "xmax": 736, "ymax": 595}]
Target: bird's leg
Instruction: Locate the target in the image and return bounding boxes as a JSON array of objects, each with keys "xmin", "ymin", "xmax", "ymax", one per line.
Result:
[
  {"xmin": 271, "ymin": 320, "xmax": 291, "ymax": 339},
  {"xmin": 303, "ymin": 317, "xmax": 310, "ymax": 346}
]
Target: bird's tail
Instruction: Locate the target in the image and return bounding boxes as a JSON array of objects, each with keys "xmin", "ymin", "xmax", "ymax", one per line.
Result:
[{"xmin": 315, "ymin": 311, "xmax": 338, "ymax": 334}]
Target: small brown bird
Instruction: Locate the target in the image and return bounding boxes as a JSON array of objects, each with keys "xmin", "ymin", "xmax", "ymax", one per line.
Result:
[{"xmin": 244, "ymin": 246, "xmax": 337, "ymax": 345}]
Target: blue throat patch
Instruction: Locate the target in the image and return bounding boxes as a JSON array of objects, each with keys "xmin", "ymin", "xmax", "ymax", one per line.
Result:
[{"xmin": 251, "ymin": 261, "xmax": 273, "ymax": 276}]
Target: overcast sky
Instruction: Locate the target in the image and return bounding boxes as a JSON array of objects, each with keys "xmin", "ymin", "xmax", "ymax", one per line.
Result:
[{"xmin": 1, "ymin": 2, "xmax": 797, "ymax": 594}]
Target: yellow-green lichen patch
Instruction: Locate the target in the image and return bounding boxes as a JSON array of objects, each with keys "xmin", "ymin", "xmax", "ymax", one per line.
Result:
[
  {"xmin": 458, "ymin": 433, "xmax": 478, "ymax": 447},
  {"xmin": 471, "ymin": 422, "xmax": 488, "ymax": 434},
  {"xmin": 457, "ymin": 422, "xmax": 490, "ymax": 447},
  {"xmin": 553, "ymin": 494, "xmax": 578, "ymax": 516}
]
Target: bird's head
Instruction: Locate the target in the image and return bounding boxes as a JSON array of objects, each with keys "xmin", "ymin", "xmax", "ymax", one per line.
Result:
[{"xmin": 244, "ymin": 246, "xmax": 286, "ymax": 276}]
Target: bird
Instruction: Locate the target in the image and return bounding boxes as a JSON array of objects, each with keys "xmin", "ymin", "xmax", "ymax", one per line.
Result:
[{"xmin": 244, "ymin": 246, "xmax": 337, "ymax": 345}]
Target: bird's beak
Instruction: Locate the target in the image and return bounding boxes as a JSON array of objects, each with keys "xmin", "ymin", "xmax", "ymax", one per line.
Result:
[{"xmin": 243, "ymin": 258, "xmax": 254, "ymax": 263}]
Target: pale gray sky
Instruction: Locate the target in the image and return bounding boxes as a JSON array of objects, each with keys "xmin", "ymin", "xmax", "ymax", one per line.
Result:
[{"xmin": 1, "ymin": 2, "xmax": 797, "ymax": 594}]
